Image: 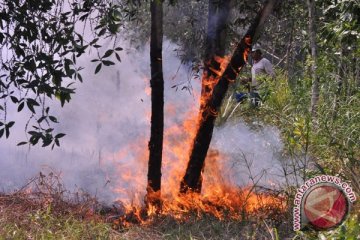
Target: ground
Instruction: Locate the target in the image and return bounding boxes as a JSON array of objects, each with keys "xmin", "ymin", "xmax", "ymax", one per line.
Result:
[
  {"xmin": 0, "ymin": 190, "xmax": 294, "ymax": 240},
  {"xmin": 0, "ymin": 181, "xmax": 359, "ymax": 239}
]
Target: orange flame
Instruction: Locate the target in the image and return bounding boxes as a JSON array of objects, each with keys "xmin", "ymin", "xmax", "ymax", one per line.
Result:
[
  {"xmin": 199, "ymin": 55, "xmax": 230, "ymax": 119},
  {"xmin": 102, "ymin": 56, "xmax": 285, "ymax": 225},
  {"xmin": 243, "ymin": 36, "xmax": 252, "ymax": 63}
]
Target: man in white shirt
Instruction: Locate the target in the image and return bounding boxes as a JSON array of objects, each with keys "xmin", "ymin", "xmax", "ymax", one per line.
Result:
[
  {"xmin": 250, "ymin": 48, "xmax": 275, "ymax": 89},
  {"xmin": 235, "ymin": 47, "xmax": 275, "ymax": 106}
]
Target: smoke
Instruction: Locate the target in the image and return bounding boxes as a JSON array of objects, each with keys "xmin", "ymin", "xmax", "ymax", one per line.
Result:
[
  {"xmin": 0, "ymin": 39, "xmax": 285, "ymax": 203},
  {"xmin": 209, "ymin": 122, "xmax": 285, "ymax": 187}
]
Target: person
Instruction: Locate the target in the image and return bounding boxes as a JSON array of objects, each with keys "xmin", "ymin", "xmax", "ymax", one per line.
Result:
[
  {"xmin": 250, "ymin": 47, "xmax": 275, "ymax": 88},
  {"xmin": 235, "ymin": 46, "xmax": 275, "ymax": 106}
]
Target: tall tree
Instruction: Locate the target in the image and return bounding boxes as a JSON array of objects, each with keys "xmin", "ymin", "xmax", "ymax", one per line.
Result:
[
  {"xmin": 190, "ymin": 0, "xmax": 231, "ymax": 192},
  {"xmin": 307, "ymin": 0, "xmax": 319, "ymax": 117},
  {"xmin": 146, "ymin": 0, "xmax": 164, "ymax": 210},
  {"xmin": 180, "ymin": 0, "xmax": 278, "ymax": 193}
]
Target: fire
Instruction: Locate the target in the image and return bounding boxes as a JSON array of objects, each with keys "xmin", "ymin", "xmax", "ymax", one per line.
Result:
[
  {"xmin": 100, "ymin": 52, "xmax": 285, "ymax": 226},
  {"xmin": 243, "ymin": 36, "xmax": 252, "ymax": 63},
  {"xmin": 106, "ymin": 119, "xmax": 285, "ymax": 225},
  {"xmin": 200, "ymin": 55, "xmax": 230, "ymax": 118},
  {"xmin": 144, "ymin": 77, "xmax": 151, "ymax": 96}
]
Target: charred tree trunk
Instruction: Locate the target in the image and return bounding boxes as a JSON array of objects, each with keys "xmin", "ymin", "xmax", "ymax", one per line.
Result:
[
  {"xmin": 180, "ymin": 0, "xmax": 278, "ymax": 193},
  {"xmin": 196, "ymin": 0, "xmax": 231, "ymax": 192},
  {"xmin": 146, "ymin": 0, "xmax": 164, "ymax": 210},
  {"xmin": 203, "ymin": 0, "xmax": 231, "ymax": 65},
  {"xmin": 307, "ymin": 0, "xmax": 319, "ymax": 117}
]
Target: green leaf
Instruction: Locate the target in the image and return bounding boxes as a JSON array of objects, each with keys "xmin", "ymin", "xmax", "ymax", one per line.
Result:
[
  {"xmin": 49, "ymin": 116, "xmax": 58, "ymax": 123},
  {"xmin": 103, "ymin": 49, "xmax": 113, "ymax": 58},
  {"xmin": 55, "ymin": 133, "xmax": 66, "ymax": 138},
  {"xmin": 27, "ymin": 101, "xmax": 36, "ymax": 114},
  {"xmin": 57, "ymin": 91, "xmax": 71, "ymax": 107},
  {"xmin": 42, "ymin": 137, "xmax": 52, "ymax": 147},
  {"xmin": 24, "ymin": 59, "xmax": 37, "ymax": 72},
  {"xmin": 27, "ymin": 98, "xmax": 40, "ymax": 106},
  {"xmin": 77, "ymin": 73, "xmax": 83, "ymax": 82},
  {"xmin": 90, "ymin": 38, "xmax": 99, "ymax": 45},
  {"xmin": 38, "ymin": 116, "xmax": 46, "ymax": 123},
  {"xmin": 18, "ymin": 102, "xmax": 24, "ymax": 112},
  {"xmin": 10, "ymin": 96, "xmax": 18, "ymax": 103},
  {"xmin": 95, "ymin": 63, "xmax": 102, "ymax": 74},
  {"xmin": 26, "ymin": 98, "xmax": 40, "ymax": 114},
  {"xmin": 45, "ymin": 128, "xmax": 54, "ymax": 133},
  {"xmin": 28, "ymin": 131, "xmax": 40, "ymax": 136},
  {"xmin": 6, "ymin": 121, "xmax": 15, "ymax": 128},
  {"xmin": 98, "ymin": 28, "xmax": 106, "ymax": 36},
  {"xmin": 17, "ymin": 141, "xmax": 28, "ymax": 146},
  {"xmin": 5, "ymin": 126, "xmax": 9, "ymax": 138},
  {"xmin": 29, "ymin": 135, "xmax": 40, "ymax": 145},
  {"xmin": 103, "ymin": 60, "xmax": 115, "ymax": 66},
  {"xmin": 115, "ymin": 53, "xmax": 121, "ymax": 62}
]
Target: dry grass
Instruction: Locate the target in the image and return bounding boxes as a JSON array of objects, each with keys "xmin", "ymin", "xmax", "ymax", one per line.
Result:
[
  {"xmin": 0, "ymin": 172, "xmax": 297, "ymax": 240},
  {"xmin": 13, "ymin": 172, "xmax": 360, "ymax": 239}
]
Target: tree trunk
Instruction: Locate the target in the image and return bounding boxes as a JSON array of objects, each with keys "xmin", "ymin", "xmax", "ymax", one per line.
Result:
[
  {"xmin": 285, "ymin": 19, "xmax": 295, "ymax": 88},
  {"xmin": 307, "ymin": 0, "xmax": 319, "ymax": 117},
  {"xmin": 203, "ymin": 0, "xmax": 231, "ymax": 64},
  {"xmin": 195, "ymin": 0, "xmax": 231, "ymax": 192},
  {"xmin": 146, "ymin": 0, "xmax": 164, "ymax": 210},
  {"xmin": 332, "ymin": 41, "xmax": 345, "ymax": 121},
  {"xmin": 180, "ymin": 0, "xmax": 278, "ymax": 193}
]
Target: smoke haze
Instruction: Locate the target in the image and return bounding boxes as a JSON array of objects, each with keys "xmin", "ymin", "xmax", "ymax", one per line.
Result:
[{"xmin": 0, "ymin": 39, "xmax": 285, "ymax": 203}]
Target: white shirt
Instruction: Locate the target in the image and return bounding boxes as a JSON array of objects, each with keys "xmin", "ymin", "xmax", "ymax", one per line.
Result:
[{"xmin": 251, "ymin": 58, "xmax": 275, "ymax": 87}]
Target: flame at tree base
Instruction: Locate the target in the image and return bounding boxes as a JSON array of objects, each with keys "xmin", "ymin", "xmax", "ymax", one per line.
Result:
[
  {"xmin": 113, "ymin": 188, "xmax": 286, "ymax": 228},
  {"xmin": 106, "ymin": 53, "xmax": 287, "ymax": 228},
  {"xmin": 112, "ymin": 150, "xmax": 286, "ymax": 227}
]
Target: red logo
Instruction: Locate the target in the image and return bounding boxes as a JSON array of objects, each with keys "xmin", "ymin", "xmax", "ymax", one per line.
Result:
[{"xmin": 303, "ymin": 185, "xmax": 349, "ymax": 230}]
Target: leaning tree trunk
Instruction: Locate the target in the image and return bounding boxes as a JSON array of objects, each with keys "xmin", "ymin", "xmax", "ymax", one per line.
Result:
[
  {"xmin": 195, "ymin": 0, "xmax": 231, "ymax": 193},
  {"xmin": 202, "ymin": 0, "xmax": 231, "ymax": 78},
  {"xmin": 180, "ymin": 0, "xmax": 278, "ymax": 193},
  {"xmin": 307, "ymin": 0, "xmax": 319, "ymax": 117},
  {"xmin": 146, "ymin": 0, "xmax": 164, "ymax": 210}
]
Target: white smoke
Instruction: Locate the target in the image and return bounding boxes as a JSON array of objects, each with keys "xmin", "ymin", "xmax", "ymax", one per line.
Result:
[
  {"xmin": 210, "ymin": 122, "xmax": 285, "ymax": 188},
  {"xmin": 0, "ymin": 38, "xmax": 286, "ymax": 202}
]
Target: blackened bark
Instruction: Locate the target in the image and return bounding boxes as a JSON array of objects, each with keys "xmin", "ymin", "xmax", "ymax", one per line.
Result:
[
  {"xmin": 180, "ymin": 0, "xmax": 278, "ymax": 193},
  {"xmin": 196, "ymin": 0, "xmax": 231, "ymax": 192},
  {"xmin": 147, "ymin": 0, "xmax": 164, "ymax": 209},
  {"xmin": 204, "ymin": 0, "xmax": 231, "ymax": 61}
]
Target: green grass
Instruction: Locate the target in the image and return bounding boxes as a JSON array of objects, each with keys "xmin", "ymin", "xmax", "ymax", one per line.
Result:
[
  {"xmin": 0, "ymin": 212, "xmax": 289, "ymax": 240},
  {"xmin": 0, "ymin": 206, "xmax": 114, "ymax": 240},
  {"xmin": 0, "ymin": 190, "xmax": 359, "ymax": 240}
]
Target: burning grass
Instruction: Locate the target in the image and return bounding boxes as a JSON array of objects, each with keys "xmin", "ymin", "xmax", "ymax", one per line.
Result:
[
  {"xmin": 0, "ymin": 172, "xmax": 294, "ymax": 239},
  {"xmin": 4, "ymin": 173, "xmax": 358, "ymax": 240}
]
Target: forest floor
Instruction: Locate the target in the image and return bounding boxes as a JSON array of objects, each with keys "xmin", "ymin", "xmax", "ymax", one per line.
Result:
[
  {"xmin": 0, "ymin": 164, "xmax": 359, "ymax": 240},
  {"xmin": 0, "ymin": 188, "xmax": 297, "ymax": 240},
  {"xmin": 1, "ymin": 188, "xmax": 358, "ymax": 240}
]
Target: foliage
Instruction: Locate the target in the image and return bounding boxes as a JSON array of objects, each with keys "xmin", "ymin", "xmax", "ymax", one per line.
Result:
[{"xmin": 0, "ymin": 0, "xmax": 124, "ymax": 147}]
